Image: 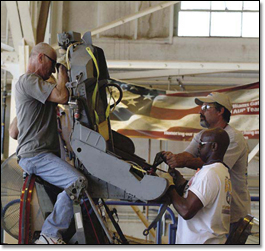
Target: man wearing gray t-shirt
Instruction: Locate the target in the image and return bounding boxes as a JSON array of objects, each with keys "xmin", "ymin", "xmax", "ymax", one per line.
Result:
[
  {"xmin": 162, "ymin": 92, "xmax": 251, "ymax": 232},
  {"xmin": 15, "ymin": 42, "xmax": 86, "ymax": 244}
]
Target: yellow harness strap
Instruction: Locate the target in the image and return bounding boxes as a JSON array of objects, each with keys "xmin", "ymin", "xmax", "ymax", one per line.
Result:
[
  {"xmin": 85, "ymin": 47, "xmax": 100, "ymax": 127},
  {"xmin": 85, "ymin": 47, "xmax": 110, "ymax": 134}
]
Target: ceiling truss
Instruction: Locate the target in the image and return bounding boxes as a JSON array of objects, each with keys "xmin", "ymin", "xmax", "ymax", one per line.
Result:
[{"xmin": 1, "ymin": 1, "xmax": 259, "ymax": 90}]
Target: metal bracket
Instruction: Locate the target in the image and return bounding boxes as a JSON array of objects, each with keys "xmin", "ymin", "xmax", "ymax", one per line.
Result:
[
  {"xmin": 66, "ymin": 81, "xmax": 78, "ymax": 89},
  {"xmin": 73, "ymin": 204, "xmax": 86, "ymax": 244},
  {"xmin": 65, "ymin": 176, "xmax": 87, "ymax": 204}
]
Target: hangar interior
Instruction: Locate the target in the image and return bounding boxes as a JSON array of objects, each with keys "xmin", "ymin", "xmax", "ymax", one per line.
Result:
[{"xmin": 1, "ymin": 1, "xmax": 259, "ymax": 245}]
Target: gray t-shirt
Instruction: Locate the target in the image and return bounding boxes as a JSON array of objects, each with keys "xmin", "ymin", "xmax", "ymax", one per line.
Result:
[
  {"xmin": 15, "ymin": 73, "xmax": 60, "ymax": 158},
  {"xmin": 185, "ymin": 125, "xmax": 251, "ymax": 223}
]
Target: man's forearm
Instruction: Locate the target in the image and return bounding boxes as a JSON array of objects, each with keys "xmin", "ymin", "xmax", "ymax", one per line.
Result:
[
  {"xmin": 168, "ymin": 188, "xmax": 193, "ymax": 220},
  {"xmin": 57, "ymin": 66, "xmax": 69, "ymax": 103},
  {"xmin": 164, "ymin": 151, "xmax": 204, "ymax": 170},
  {"xmin": 168, "ymin": 187, "xmax": 203, "ymax": 220},
  {"xmin": 185, "ymin": 156, "xmax": 204, "ymax": 170},
  {"xmin": 56, "ymin": 82, "xmax": 68, "ymax": 100}
]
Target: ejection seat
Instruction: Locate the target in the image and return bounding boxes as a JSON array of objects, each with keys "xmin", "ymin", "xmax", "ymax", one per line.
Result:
[{"xmin": 56, "ymin": 31, "xmax": 169, "ymax": 202}]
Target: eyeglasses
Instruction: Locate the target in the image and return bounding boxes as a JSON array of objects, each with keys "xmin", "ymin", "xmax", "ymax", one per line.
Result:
[
  {"xmin": 199, "ymin": 141, "xmax": 215, "ymax": 147},
  {"xmin": 44, "ymin": 54, "xmax": 57, "ymax": 69},
  {"xmin": 201, "ymin": 104, "xmax": 215, "ymax": 111}
]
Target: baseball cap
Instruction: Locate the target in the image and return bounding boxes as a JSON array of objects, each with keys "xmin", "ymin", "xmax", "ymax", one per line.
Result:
[{"xmin": 195, "ymin": 92, "xmax": 233, "ymax": 112}]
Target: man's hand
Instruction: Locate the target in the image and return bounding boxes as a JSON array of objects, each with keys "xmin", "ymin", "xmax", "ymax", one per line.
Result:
[
  {"xmin": 56, "ymin": 54, "xmax": 68, "ymax": 71},
  {"xmin": 56, "ymin": 54, "xmax": 68, "ymax": 83},
  {"xmin": 162, "ymin": 151, "xmax": 187, "ymax": 168},
  {"xmin": 159, "ymin": 170, "xmax": 188, "ymax": 197},
  {"xmin": 168, "ymin": 168, "xmax": 188, "ymax": 196},
  {"xmin": 168, "ymin": 168, "xmax": 186, "ymax": 186},
  {"xmin": 162, "ymin": 151, "xmax": 203, "ymax": 169},
  {"xmin": 57, "ymin": 63, "xmax": 69, "ymax": 85}
]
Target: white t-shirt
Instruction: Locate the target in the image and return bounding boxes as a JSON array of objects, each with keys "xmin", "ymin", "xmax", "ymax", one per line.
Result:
[
  {"xmin": 176, "ymin": 163, "xmax": 232, "ymax": 244},
  {"xmin": 185, "ymin": 125, "xmax": 251, "ymax": 223}
]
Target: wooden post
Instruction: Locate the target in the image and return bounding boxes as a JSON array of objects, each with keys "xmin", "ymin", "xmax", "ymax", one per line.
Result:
[
  {"xmin": 36, "ymin": 1, "xmax": 51, "ymax": 44},
  {"xmin": 50, "ymin": 1, "xmax": 63, "ymax": 46}
]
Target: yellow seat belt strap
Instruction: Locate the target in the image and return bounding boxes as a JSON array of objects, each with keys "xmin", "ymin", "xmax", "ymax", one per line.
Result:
[
  {"xmin": 86, "ymin": 47, "xmax": 111, "ymax": 123},
  {"xmin": 86, "ymin": 47, "xmax": 100, "ymax": 126}
]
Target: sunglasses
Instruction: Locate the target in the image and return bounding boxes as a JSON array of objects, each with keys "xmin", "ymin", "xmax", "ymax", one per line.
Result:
[
  {"xmin": 44, "ymin": 54, "xmax": 57, "ymax": 69},
  {"xmin": 201, "ymin": 104, "xmax": 215, "ymax": 111},
  {"xmin": 199, "ymin": 141, "xmax": 215, "ymax": 147}
]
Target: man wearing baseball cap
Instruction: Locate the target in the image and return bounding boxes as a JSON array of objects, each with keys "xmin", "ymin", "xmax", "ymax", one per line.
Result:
[{"xmin": 162, "ymin": 92, "xmax": 251, "ymax": 233}]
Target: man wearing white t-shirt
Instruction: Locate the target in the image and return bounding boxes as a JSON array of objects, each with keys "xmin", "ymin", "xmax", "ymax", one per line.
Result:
[{"xmin": 164, "ymin": 128, "xmax": 232, "ymax": 244}]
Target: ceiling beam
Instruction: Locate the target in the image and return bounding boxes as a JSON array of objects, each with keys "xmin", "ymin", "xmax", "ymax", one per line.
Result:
[
  {"xmin": 29, "ymin": 1, "xmax": 40, "ymax": 41},
  {"xmin": 106, "ymin": 60, "xmax": 259, "ymax": 71},
  {"xmin": 1, "ymin": 43, "xmax": 15, "ymax": 52},
  {"xmin": 51, "ymin": 1, "xmax": 180, "ymax": 50},
  {"xmin": 91, "ymin": 1, "xmax": 180, "ymax": 36},
  {"xmin": 5, "ymin": 1, "xmax": 23, "ymax": 54},
  {"xmin": 110, "ymin": 69, "xmax": 238, "ymax": 80},
  {"xmin": 36, "ymin": 1, "xmax": 51, "ymax": 44},
  {"xmin": 129, "ymin": 76, "xmax": 259, "ymax": 86},
  {"xmin": 17, "ymin": 1, "xmax": 35, "ymax": 48}
]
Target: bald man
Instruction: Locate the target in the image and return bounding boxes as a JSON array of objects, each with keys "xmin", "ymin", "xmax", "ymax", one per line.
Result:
[
  {"xmin": 164, "ymin": 128, "xmax": 232, "ymax": 244},
  {"xmin": 15, "ymin": 43, "xmax": 86, "ymax": 244}
]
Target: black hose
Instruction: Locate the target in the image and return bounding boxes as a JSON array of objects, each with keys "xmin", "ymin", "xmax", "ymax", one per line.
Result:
[{"xmin": 107, "ymin": 81, "xmax": 123, "ymax": 109}]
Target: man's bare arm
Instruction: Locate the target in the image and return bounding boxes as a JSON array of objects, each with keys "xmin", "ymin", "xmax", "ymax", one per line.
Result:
[
  {"xmin": 162, "ymin": 151, "xmax": 204, "ymax": 170},
  {"xmin": 168, "ymin": 188, "xmax": 203, "ymax": 220},
  {"xmin": 9, "ymin": 117, "xmax": 19, "ymax": 140},
  {"xmin": 184, "ymin": 153, "xmax": 204, "ymax": 170},
  {"xmin": 47, "ymin": 65, "xmax": 69, "ymax": 104}
]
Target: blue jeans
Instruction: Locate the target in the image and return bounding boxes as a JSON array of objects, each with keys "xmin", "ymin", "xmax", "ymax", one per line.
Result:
[{"xmin": 19, "ymin": 153, "xmax": 86, "ymax": 238}]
